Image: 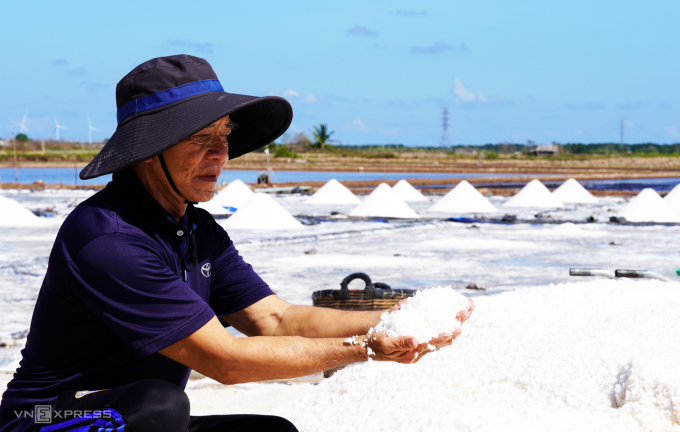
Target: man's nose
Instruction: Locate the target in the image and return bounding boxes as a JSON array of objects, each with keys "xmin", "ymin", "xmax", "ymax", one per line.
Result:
[{"xmin": 205, "ymin": 135, "xmax": 229, "ymax": 163}]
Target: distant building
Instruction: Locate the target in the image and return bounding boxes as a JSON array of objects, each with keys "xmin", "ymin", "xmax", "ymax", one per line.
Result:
[
  {"xmin": 528, "ymin": 142, "xmax": 561, "ymax": 156},
  {"xmin": 0, "ymin": 140, "xmax": 7, "ymax": 147},
  {"xmin": 453, "ymin": 147, "xmax": 477, "ymax": 156}
]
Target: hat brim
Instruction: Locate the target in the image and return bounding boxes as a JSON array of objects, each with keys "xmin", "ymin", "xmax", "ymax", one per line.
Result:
[{"xmin": 80, "ymin": 92, "xmax": 292, "ymax": 180}]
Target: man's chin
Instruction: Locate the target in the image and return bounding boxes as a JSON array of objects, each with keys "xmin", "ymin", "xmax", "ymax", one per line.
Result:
[{"xmin": 191, "ymin": 190, "xmax": 216, "ymax": 203}]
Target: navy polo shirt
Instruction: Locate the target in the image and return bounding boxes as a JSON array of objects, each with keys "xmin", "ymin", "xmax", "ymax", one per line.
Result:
[{"xmin": 0, "ymin": 168, "xmax": 274, "ymax": 432}]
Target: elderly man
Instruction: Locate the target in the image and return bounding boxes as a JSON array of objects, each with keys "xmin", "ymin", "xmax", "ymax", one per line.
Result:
[{"xmin": 0, "ymin": 55, "xmax": 472, "ymax": 432}]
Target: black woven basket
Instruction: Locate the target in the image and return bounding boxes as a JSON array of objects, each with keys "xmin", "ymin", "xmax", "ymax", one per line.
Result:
[{"xmin": 312, "ymin": 273, "xmax": 416, "ymax": 311}]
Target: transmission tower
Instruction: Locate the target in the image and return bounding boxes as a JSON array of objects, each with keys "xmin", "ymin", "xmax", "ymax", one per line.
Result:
[
  {"xmin": 440, "ymin": 108, "xmax": 451, "ymax": 148},
  {"xmin": 620, "ymin": 120, "xmax": 624, "ymax": 144}
]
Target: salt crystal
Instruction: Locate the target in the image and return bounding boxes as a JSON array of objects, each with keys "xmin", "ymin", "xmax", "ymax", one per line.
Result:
[{"xmin": 368, "ymin": 286, "xmax": 470, "ymax": 344}]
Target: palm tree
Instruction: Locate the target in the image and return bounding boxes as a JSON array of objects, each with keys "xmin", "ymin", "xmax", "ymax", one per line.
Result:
[{"xmin": 312, "ymin": 124, "xmax": 335, "ymax": 150}]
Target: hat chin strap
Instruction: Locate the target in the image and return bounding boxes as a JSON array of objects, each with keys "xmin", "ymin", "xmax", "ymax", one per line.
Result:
[{"xmin": 158, "ymin": 153, "xmax": 198, "ymax": 205}]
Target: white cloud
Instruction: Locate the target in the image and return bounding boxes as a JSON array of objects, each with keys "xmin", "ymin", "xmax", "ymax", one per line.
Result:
[
  {"xmin": 283, "ymin": 89, "xmax": 300, "ymax": 98},
  {"xmin": 666, "ymin": 126, "xmax": 680, "ymax": 139},
  {"xmin": 305, "ymin": 94, "xmax": 317, "ymax": 104},
  {"xmin": 454, "ymin": 78, "xmax": 486, "ymax": 102},
  {"xmin": 349, "ymin": 119, "xmax": 367, "ymax": 130}
]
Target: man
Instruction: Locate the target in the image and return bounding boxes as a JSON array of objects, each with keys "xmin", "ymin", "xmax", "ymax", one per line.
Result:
[{"xmin": 0, "ymin": 55, "xmax": 473, "ymax": 432}]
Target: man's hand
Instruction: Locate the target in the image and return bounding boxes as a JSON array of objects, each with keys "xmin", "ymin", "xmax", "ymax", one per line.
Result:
[{"xmin": 365, "ymin": 298, "xmax": 475, "ymax": 364}]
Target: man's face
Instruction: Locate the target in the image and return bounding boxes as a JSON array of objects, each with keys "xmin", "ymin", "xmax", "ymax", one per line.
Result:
[{"xmin": 161, "ymin": 115, "xmax": 233, "ymax": 202}]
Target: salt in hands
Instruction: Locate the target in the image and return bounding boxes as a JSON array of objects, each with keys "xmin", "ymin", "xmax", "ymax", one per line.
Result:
[{"xmin": 362, "ymin": 298, "xmax": 475, "ymax": 364}]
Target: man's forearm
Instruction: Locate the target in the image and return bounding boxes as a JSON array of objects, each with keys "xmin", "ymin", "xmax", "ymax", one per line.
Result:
[
  {"xmin": 274, "ymin": 305, "xmax": 383, "ymax": 338},
  {"xmin": 161, "ymin": 316, "xmax": 368, "ymax": 384}
]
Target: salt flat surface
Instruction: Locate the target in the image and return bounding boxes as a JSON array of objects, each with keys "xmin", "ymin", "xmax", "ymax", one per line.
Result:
[
  {"xmin": 552, "ymin": 178, "xmax": 599, "ymax": 204},
  {"xmin": 505, "ymin": 179, "xmax": 564, "ymax": 208},
  {"xmin": 618, "ymin": 188, "xmax": 680, "ymax": 223},
  {"xmin": 3, "ymin": 189, "xmax": 680, "ymax": 429},
  {"xmin": 275, "ymin": 280, "xmax": 680, "ymax": 432}
]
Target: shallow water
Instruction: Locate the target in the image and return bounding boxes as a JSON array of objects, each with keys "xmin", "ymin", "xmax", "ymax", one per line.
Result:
[{"xmin": 0, "ymin": 168, "xmax": 545, "ymax": 186}]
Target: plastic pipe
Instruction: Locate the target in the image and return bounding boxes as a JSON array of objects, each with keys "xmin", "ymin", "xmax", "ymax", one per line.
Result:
[{"xmin": 569, "ymin": 268, "xmax": 616, "ymax": 279}]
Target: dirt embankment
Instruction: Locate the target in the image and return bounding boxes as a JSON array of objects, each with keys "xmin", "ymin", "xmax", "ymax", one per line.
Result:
[{"xmin": 2, "ymin": 152, "xmax": 679, "ymax": 195}]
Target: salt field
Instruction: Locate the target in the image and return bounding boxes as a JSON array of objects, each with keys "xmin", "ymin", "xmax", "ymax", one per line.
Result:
[{"xmin": 2, "ymin": 185, "xmax": 680, "ymax": 431}]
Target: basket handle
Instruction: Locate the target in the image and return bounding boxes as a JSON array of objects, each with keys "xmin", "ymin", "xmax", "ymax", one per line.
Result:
[{"xmin": 340, "ymin": 273, "xmax": 373, "ymax": 300}]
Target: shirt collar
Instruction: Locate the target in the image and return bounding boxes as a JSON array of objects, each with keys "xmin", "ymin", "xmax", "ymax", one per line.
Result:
[{"xmin": 111, "ymin": 167, "xmax": 202, "ymax": 235}]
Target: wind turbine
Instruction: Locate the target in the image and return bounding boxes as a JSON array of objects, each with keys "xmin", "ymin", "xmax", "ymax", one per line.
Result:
[
  {"xmin": 87, "ymin": 116, "xmax": 99, "ymax": 144},
  {"xmin": 54, "ymin": 117, "xmax": 67, "ymax": 140},
  {"xmin": 18, "ymin": 111, "xmax": 30, "ymax": 134}
]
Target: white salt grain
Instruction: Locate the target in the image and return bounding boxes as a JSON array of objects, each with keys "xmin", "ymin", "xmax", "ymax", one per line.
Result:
[{"xmin": 368, "ymin": 286, "xmax": 470, "ymax": 344}]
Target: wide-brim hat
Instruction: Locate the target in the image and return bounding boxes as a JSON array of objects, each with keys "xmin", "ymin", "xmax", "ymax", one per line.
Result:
[{"xmin": 80, "ymin": 55, "xmax": 292, "ymax": 180}]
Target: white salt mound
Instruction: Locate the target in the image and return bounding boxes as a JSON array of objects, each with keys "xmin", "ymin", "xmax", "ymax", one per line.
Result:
[
  {"xmin": 504, "ymin": 179, "xmax": 563, "ymax": 208},
  {"xmin": 305, "ymin": 179, "xmax": 360, "ymax": 205},
  {"xmin": 0, "ymin": 195, "xmax": 43, "ymax": 226},
  {"xmin": 196, "ymin": 197, "xmax": 230, "ymax": 216},
  {"xmin": 391, "ymin": 180, "xmax": 428, "ymax": 202},
  {"xmin": 214, "ymin": 179, "xmax": 254, "ymax": 210},
  {"xmin": 276, "ymin": 280, "xmax": 680, "ymax": 432},
  {"xmin": 663, "ymin": 183, "xmax": 680, "ymax": 213},
  {"xmin": 552, "ymin": 178, "xmax": 598, "ymax": 204},
  {"xmin": 427, "ymin": 180, "xmax": 498, "ymax": 213},
  {"xmin": 618, "ymin": 188, "xmax": 680, "ymax": 223},
  {"xmin": 349, "ymin": 183, "xmax": 419, "ymax": 219},
  {"xmin": 222, "ymin": 193, "xmax": 302, "ymax": 230},
  {"xmin": 552, "ymin": 222, "xmax": 583, "ymax": 234},
  {"xmin": 369, "ymin": 287, "xmax": 470, "ymax": 344}
]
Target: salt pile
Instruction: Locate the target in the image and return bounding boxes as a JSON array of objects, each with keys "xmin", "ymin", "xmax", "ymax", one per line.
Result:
[
  {"xmin": 552, "ymin": 178, "xmax": 598, "ymax": 204},
  {"xmin": 349, "ymin": 183, "xmax": 419, "ymax": 219},
  {"xmin": 369, "ymin": 287, "xmax": 470, "ymax": 344},
  {"xmin": 504, "ymin": 179, "xmax": 563, "ymax": 208},
  {"xmin": 0, "ymin": 195, "xmax": 43, "ymax": 226},
  {"xmin": 391, "ymin": 180, "xmax": 428, "ymax": 202},
  {"xmin": 276, "ymin": 280, "xmax": 680, "ymax": 431},
  {"xmin": 663, "ymin": 183, "xmax": 680, "ymax": 213},
  {"xmin": 196, "ymin": 197, "xmax": 230, "ymax": 216},
  {"xmin": 427, "ymin": 180, "xmax": 498, "ymax": 213},
  {"xmin": 221, "ymin": 193, "xmax": 302, "ymax": 230},
  {"xmin": 213, "ymin": 179, "xmax": 254, "ymax": 210},
  {"xmin": 305, "ymin": 179, "xmax": 361, "ymax": 205},
  {"xmin": 618, "ymin": 188, "xmax": 680, "ymax": 223}
]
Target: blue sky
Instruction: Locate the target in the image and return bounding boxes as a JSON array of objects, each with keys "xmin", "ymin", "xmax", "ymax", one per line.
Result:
[{"xmin": 1, "ymin": 0, "xmax": 678, "ymax": 146}]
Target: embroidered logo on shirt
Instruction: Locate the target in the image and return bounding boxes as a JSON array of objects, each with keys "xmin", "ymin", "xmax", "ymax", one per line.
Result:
[
  {"xmin": 75, "ymin": 389, "xmax": 105, "ymax": 398},
  {"xmin": 201, "ymin": 263, "xmax": 211, "ymax": 277}
]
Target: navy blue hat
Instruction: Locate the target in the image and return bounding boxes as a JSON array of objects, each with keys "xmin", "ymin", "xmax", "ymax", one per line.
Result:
[{"xmin": 80, "ymin": 55, "xmax": 293, "ymax": 180}]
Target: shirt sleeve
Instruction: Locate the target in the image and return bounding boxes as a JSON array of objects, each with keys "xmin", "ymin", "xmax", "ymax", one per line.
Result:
[
  {"xmin": 69, "ymin": 233, "xmax": 216, "ymax": 358},
  {"xmin": 209, "ymin": 233, "xmax": 274, "ymax": 318}
]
